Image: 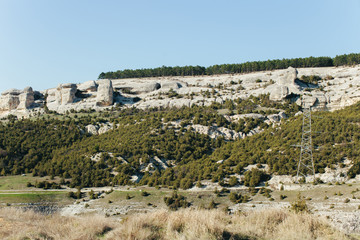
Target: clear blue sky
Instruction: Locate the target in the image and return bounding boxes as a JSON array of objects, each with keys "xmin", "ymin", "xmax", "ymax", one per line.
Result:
[{"xmin": 0, "ymin": 0, "xmax": 359, "ymax": 93}]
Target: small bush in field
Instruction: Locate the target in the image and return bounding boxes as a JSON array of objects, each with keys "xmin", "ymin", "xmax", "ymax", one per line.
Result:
[
  {"xmin": 290, "ymin": 194, "xmax": 309, "ymax": 213},
  {"xmin": 164, "ymin": 191, "xmax": 190, "ymax": 210}
]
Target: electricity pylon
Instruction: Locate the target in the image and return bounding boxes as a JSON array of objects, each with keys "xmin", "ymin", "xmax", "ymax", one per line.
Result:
[{"xmin": 295, "ymin": 97, "xmax": 315, "ymax": 183}]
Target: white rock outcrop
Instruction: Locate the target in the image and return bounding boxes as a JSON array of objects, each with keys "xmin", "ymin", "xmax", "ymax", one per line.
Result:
[
  {"xmin": 0, "ymin": 87, "xmax": 34, "ymax": 112},
  {"xmin": 190, "ymin": 124, "xmax": 245, "ymax": 140},
  {"xmin": 85, "ymin": 124, "xmax": 99, "ymax": 135},
  {"xmin": 133, "ymin": 82, "xmax": 161, "ymax": 93},
  {"xmin": 161, "ymin": 81, "xmax": 182, "ymax": 90},
  {"xmin": 78, "ymin": 80, "xmax": 98, "ymax": 92},
  {"xmin": 85, "ymin": 123, "xmax": 113, "ymax": 135},
  {"xmin": 278, "ymin": 67, "xmax": 298, "ymax": 85},
  {"xmin": 55, "ymin": 83, "xmax": 77, "ymax": 105},
  {"xmin": 17, "ymin": 87, "xmax": 35, "ymax": 110},
  {"xmin": 1, "ymin": 89, "xmax": 22, "ymax": 96},
  {"xmin": 227, "ymin": 113, "xmax": 265, "ymax": 122},
  {"xmin": 2, "ymin": 65, "xmax": 360, "ymax": 118},
  {"xmin": 266, "ymin": 112, "xmax": 287, "ymax": 123},
  {"xmin": 267, "ymin": 85, "xmax": 289, "ymax": 101},
  {"xmin": 96, "ymin": 79, "xmax": 113, "ymax": 106},
  {"xmin": 98, "ymin": 124, "xmax": 113, "ymax": 135},
  {"xmin": 268, "ymin": 67, "xmax": 300, "ymax": 101},
  {"xmin": 0, "ymin": 93, "xmax": 20, "ymax": 111}
]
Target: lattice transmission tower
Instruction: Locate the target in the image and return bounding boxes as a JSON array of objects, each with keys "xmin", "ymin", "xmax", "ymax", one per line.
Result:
[{"xmin": 295, "ymin": 96, "xmax": 316, "ymax": 183}]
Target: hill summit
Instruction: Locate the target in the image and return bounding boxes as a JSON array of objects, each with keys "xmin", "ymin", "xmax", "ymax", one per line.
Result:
[{"xmin": 1, "ymin": 64, "xmax": 360, "ymax": 119}]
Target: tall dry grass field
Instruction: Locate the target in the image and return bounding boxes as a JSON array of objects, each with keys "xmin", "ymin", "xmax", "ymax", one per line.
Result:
[
  {"xmin": 0, "ymin": 208, "xmax": 114, "ymax": 240},
  {"xmin": 0, "ymin": 207, "xmax": 352, "ymax": 240}
]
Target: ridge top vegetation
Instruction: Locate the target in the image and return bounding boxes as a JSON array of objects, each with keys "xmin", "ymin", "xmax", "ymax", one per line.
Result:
[{"xmin": 98, "ymin": 53, "xmax": 360, "ymax": 79}]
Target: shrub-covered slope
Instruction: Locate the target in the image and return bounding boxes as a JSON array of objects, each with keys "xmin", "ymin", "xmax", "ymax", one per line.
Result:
[{"xmin": 1, "ymin": 95, "xmax": 360, "ymax": 188}]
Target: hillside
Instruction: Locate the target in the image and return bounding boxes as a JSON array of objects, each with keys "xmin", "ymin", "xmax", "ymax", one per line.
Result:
[
  {"xmin": 2, "ymin": 57, "xmax": 360, "ymax": 238},
  {"xmin": 1, "ymin": 54, "xmax": 360, "ymax": 120},
  {"xmin": 1, "ymin": 89, "xmax": 360, "ymax": 189},
  {"xmin": 1, "ymin": 53, "xmax": 360, "ymax": 189}
]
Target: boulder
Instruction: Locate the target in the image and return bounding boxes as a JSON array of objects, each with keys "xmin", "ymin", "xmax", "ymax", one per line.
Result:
[
  {"xmin": 268, "ymin": 85, "xmax": 289, "ymax": 101},
  {"xmin": 56, "ymin": 84, "xmax": 77, "ymax": 105},
  {"xmin": 85, "ymin": 125, "xmax": 99, "ymax": 135},
  {"xmin": 96, "ymin": 79, "xmax": 113, "ymax": 106},
  {"xmin": 0, "ymin": 94, "xmax": 20, "ymax": 111},
  {"xmin": 78, "ymin": 80, "xmax": 98, "ymax": 92},
  {"xmin": 278, "ymin": 67, "xmax": 298, "ymax": 85},
  {"xmin": 267, "ymin": 112, "xmax": 286, "ymax": 122},
  {"xmin": 17, "ymin": 87, "xmax": 35, "ymax": 110},
  {"xmin": 0, "ymin": 87, "xmax": 35, "ymax": 111},
  {"xmin": 294, "ymin": 93, "xmax": 328, "ymax": 109},
  {"xmin": 98, "ymin": 124, "xmax": 113, "ymax": 134},
  {"xmin": 268, "ymin": 67, "xmax": 300, "ymax": 101},
  {"xmin": 161, "ymin": 81, "xmax": 182, "ymax": 90},
  {"xmin": 134, "ymin": 82, "xmax": 161, "ymax": 93},
  {"xmin": 45, "ymin": 88, "xmax": 56, "ymax": 103}
]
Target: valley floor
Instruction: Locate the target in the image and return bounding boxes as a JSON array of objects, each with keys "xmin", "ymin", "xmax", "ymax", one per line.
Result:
[
  {"xmin": 2, "ymin": 175, "xmax": 360, "ymax": 239},
  {"xmin": 0, "ymin": 207, "xmax": 355, "ymax": 240}
]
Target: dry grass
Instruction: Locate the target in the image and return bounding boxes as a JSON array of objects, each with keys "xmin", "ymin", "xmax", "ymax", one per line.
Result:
[
  {"xmin": 0, "ymin": 207, "xmax": 352, "ymax": 240},
  {"xmin": 0, "ymin": 208, "xmax": 115, "ymax": 240}
]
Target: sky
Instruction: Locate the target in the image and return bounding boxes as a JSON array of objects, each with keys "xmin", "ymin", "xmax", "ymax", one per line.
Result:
[{"xmin": 0, "ymin": 0, "xmax": 359, "ymax": 93}]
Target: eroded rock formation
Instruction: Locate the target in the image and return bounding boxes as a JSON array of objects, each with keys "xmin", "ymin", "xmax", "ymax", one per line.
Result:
[
  {"xmin": 96, "ymin": 79, "xmax": 113, "ymax": 106},
  {"xmin": 0, "ymin": 87, "xmax": 34, "ymax": 112},
  {"xmin": 55, "ymin": 83, "xmax": 77, "ymax": 105},
  {"xmin": 268, "ymin": 67, "xmax": 300, "ymax": 101},
  {"xmin": 1, "ymin": 64, "xmax": 360, "ymax": 117},
  {"xmin": 17, "ymin": 87, "xmax": 35, "ymax": 110},
  {"xmin": 78, "ymin": 80, "xmax": 98, "ymax": 92}
]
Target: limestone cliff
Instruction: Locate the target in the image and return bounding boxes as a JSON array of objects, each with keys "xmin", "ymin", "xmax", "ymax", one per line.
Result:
[
  {"xmin": 1, "ymin": 65, "xmax": 360, "ymax": 118},
  {"xmin": 0, "ymin": 87, "xmax": 35, "ymax": 113}
]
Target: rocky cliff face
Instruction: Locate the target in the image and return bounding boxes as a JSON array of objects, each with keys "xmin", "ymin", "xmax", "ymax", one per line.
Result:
[
  {"xmin": 266, "ymin": 67, "xmax": 300, "ymax": 101},
  {"xmin": 1, "ymin": 65, "xmax": 360, "ymax": 118},
  {"xmin": 96, "ymin": 79, "xmax": 113, "ymax": 106},
  {"xmin": 0, "ymin": 87, "xmax": 35, "ymax": 113},
  {"xmin": 56, "ymin": 83, "xmax": 77, "ymax": 105}
]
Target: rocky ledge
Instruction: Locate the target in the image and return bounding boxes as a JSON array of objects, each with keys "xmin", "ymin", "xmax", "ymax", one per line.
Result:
[{"xmin": 1, "ymin": 65, "xmax": 360, "ymax": 118}]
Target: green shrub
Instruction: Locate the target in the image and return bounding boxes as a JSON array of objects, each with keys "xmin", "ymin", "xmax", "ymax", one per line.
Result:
[
  {"xmin": 290, "ymin": 194, "xmax": 309, "ymax": 213},
  {"xmin": 228, "ymin": 176, "xmax": 239, "ymax": 187},
  {"xmin": 141, "ymin": 191, "xmax": 149, "ymax": 197},
  {"xmin": 280, "ymin": 195, "xmax": 287, "ymax": 200},
  {"xmin": 299, "ymin": 75, "xmax": 322, "ymax": 84},
  {"xmin": 244, "ymin": 169, "xmax": 270, "ymax": 187},
  {"xmin": 164, "ymin": 191, "xmax": 190, "ymax": 210},
  {"xmin": 229, "ymin": 192, "xmax": 250, "ymax": 204}
]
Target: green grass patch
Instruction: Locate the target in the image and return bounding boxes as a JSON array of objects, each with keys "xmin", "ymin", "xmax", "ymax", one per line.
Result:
[
  {"xmin": 0, "ymin": 191, "xmax": 69, "ymax": 204},
  {"xmin": 0, "ymin": 175, "xmax": 61, "ymax": 190}
]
